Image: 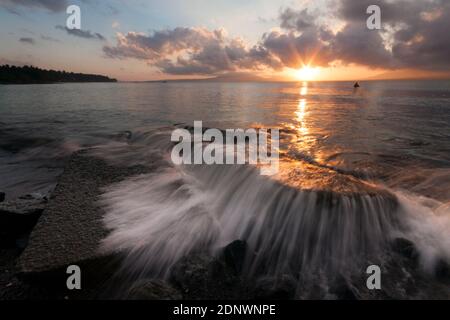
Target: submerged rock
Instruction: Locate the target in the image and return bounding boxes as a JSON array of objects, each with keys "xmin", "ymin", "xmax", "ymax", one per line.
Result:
[{"xmin": 127, "ymin": 280, "xmax": 182, "ymax": 300}]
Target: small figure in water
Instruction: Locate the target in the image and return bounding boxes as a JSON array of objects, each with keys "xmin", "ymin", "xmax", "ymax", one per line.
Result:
[{"xmin": 354, "ymin": 81, "xmax": 360, "ymax": 88}]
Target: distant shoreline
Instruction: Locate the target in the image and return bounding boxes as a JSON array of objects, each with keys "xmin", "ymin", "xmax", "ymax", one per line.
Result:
[
  {"xmin": 0, "ymin": 81, "xmax": 118, "ymax": 85},
  {"xmin": 0, "ymin": 65, "xmax": 117, "ymax": 85}
]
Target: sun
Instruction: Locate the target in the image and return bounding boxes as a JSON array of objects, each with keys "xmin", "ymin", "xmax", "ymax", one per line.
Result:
[{"xmin": 296, "ymin": 66, "xmax": 320, "ymax": 81}]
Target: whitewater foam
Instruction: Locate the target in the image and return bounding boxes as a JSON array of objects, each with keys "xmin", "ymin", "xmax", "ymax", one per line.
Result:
[{"xmin": 96, "ymin": 128, "xmax": 450, "ymax": 286}]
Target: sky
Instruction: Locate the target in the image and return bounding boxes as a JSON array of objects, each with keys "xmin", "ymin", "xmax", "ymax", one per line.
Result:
[{"xmin": 1, "ymin": 0, "xmax": 450, "ymax": 81}]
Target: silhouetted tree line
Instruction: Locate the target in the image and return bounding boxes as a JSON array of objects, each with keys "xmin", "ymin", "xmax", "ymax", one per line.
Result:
[{"xmin": 0, "ymin": 65, "xmax": 117, "ymax": 84}]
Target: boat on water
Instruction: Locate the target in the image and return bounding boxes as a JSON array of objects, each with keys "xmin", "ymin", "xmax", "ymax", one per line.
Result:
[{"xmin": 354, "ymin": 81, "xmax": 360, "ymax": 88}]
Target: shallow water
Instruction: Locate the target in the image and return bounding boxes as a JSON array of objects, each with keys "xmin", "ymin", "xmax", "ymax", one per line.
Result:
[
  {"xmin": 1, "ymin": 80, "xmax": 450, "ymax": 286},
  {"xmin": 1, "ymin": 80, "xmax": 449, "ymax": 199}
]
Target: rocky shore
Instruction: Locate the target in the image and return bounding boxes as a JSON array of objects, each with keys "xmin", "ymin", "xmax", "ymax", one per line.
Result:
[{"xmin": 0, "ymin": 151, "xmax": 449, "ymax": 300}]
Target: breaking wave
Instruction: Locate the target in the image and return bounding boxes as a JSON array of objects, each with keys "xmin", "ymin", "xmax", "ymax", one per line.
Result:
[{"xmin": 97, "ymin": 128, "xmax": 450, "ymax": 284}]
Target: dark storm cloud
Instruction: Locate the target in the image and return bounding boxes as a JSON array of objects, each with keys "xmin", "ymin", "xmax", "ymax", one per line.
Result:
[
  {"xmin": 55, "ymin": 25, "xmax": 106, "ymax": 41},
  {"xmin": 0, "ymin": 0, "xmax": 68, "ymax": 12},
  {"xmin": 103, "ymin": 1, "xmax": 450, "ymax": 75},
  {"xmin": 19, "ymin": 37, "xmax": 35, "ymax": 44}
]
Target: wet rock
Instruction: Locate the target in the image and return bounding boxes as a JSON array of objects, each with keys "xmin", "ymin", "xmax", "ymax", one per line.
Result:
[
  {"xmin": 377, "ymin": 255, "xmax": 450, "ymax": 299},
  {"xmin": 170, "ymin": 254, "xmax": 215, "ymax": 298},
  {"xmin": 170, "ymin": 253, "xmax": 244, "ymax": 299},
  {"xmin": 17, "ymin": 150, "xmax": 150, "ymax": 276},
  {"xmin": 435, "ymin": 259, "xmax": 450, "ymax": 280},
  {"xmin": 14, "ymin": 236, "xmax": 30, "ymax": 250},
  {"xmin": 221, "ymin": 240, "xmax": 247, "ymax": 274},
  {"xmin": 18, "ymin": 193, "xmax": 49, "ymax": 202},
  {"xmin": 391, "ymin": 238, "xmax": 419, "ymax": 262},
  {"xmin": 0, "ymin": 192, "xmax": 5, "ymax": 203},
  {"xmin": 0, "ymin": 135, "xmax": 53, "ymax": 154},
  {"xmin": 127, "ymin": 280, "xmax": 182, "ymax": 300},
  {"xmin": 0, "ymin": 196, "xmax": 46, "ymax": 242},
  {"xmin": 14, "ymin": 253, "xmax": 123, "ymax": 300},
  {"xmin": 329, "ymin": 275, "xmax": 358, "ymax": 300},
  {"xmin": 253, "ymin": 275, "xmax": 297, "ymax": 300}
]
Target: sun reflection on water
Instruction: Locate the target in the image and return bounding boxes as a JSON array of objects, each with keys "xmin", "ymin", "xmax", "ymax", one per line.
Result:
[{"xmin": 295, "ymin": 82, "xmax": 309, "ymax": 136}]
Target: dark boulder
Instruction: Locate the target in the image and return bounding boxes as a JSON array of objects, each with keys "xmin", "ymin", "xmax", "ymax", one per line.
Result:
[
  {"xmin": 170, "ymin": 253, "xmax": 244, "ymax": 299},
  {"xmin": 253, "ymin": 275, "xmax": 297, "ymax": 300},
  {"xmin": 0, "ymin": 192, "xmax": 5, "ymax": 203},
  {"xmin": 221, "ymin": 240, "xmax": 247, "ymax": 274},
  {"xmin": 391, "ymin": 238, "xmax": 419, "ymax": 263},
  {"xmin": 435, "ymin": 259, "xmax": 450, "ymax": 280},
  {"xmin": 127, "ymin": 280, "xmax": 182, "ymax": 300},
  {"xmin": 0, "ymin": 196, "xmax": 47, "ymax": 243}
]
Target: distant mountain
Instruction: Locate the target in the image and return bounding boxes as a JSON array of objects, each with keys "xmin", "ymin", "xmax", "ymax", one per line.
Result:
[
  {"xmin": 206, "ymin": 72, "xmax": 270, "ymax": 82},
  {"xmin": 366, "ymin": 69, "xmax": 450, "ymax": 81},
  {"xmin": 0, "ymin": 65, "xmax": 117, "ymax": 84},
  {"xmin": 145, "ymin": 72, "xmax": 282, "ymax": 83}
]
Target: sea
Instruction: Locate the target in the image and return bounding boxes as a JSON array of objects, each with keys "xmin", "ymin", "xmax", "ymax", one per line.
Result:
[{"xmin": 1, "ymin": 80, "xmax": 449, "ymax": 293}]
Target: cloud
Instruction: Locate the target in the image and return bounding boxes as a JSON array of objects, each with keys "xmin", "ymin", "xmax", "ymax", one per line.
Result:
[
  {"xmin": 0, "ymin": 0, "xmax": 68, "ymax": 12},
  {"xmin": 338, "ymin": 0, "xmax": 430, "ymax": 24},
  {"xmin": 103, "ymin": 27, "xmax": 282, "ymax": 75},
  {"xmin": 262, "ymin": 6, "xmax": 393, "ymax": 69},
  {"xmin": 103, "ymin": 1, "xmax": 450, "ymax": 75},
  {"xmin": 390, "ymin": 2, "xmax": 450, "ymax": 70},
  {"xmin": 104, "ymin": 28, "xmax": 227, "ymax": 60},
  {"xmin": 260, "ymin": 30, "xmax": 334, "ymax": 68},
  {"xmin": 279, "ymin": 7, "xmax": 316, "ymax": 31},
  {"xmin": 267, "ymin": 1, "xmax": 450, "ymax": 71},
  {"xmin": 102, "ymin": 8, "xmax": 336, "ymax": 75},
  {"xmin": 337, "ymin": 0, "xmax": 450, "ymax": 70},
  {"xmin": 55, "ymin": 25, "xmax": 106, "ymax": 41},
  {"xmin": 19, "ymin": 37, "xmax": 35, "ymax": 45},
  {"xmin": 330, "ymin": 21, "xmax": 394, "ymax": 68}
]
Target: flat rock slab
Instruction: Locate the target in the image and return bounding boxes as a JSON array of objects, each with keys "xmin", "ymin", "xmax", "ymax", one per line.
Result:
[{"xmin": 18, "ymin": 150, "xmax": 150, "ymax": 275}]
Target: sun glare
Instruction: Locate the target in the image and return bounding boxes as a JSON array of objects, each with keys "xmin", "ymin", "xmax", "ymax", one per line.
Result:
[{"xmin": 296, "ymin": 66, "xmax": 320, "ymax": 81}]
